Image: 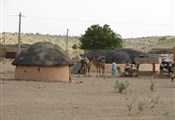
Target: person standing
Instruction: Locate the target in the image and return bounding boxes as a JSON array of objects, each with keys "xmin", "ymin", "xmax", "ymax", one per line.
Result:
[
  {"xmin": 111, "ymin": 62, "xmax": 117, "ymax": 76},
  {"xmin": 134, "ymin": 61, "xmax": 140, "ymax": 71}
]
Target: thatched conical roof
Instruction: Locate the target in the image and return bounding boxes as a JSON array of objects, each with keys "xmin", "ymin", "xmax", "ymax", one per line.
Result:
[{"xmin": 12, "ymin": 42, "xmax": 74, "ymax": 66}]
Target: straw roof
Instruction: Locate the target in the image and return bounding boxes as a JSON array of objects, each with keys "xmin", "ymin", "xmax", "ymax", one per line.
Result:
[
  {"xmin": 83, "ymin": 49, "xmax": 147, "ymax": 64},
  {"xmin": 12, "ymin": 42, "xmax": 74, "ymax": 66}
]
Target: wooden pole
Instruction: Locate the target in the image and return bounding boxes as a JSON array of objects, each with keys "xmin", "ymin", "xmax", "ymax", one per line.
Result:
[
  {"xmin": 173, "ymin": 47, "xmax": 175, "ymax": 73},
  {"xmin": 3, "ymin": 32, "xmax": 5, "ymax": 45},
  {"xmin": 66, "ymin": 28, "xmax": 69, "ymax": 54},
  {"xmin": 17, "ymin": 12, "xmax": 21, "ymax": 56},
  {"xmin": 173, "ymin": 47, "xmax": 175, "ymax": 63}
]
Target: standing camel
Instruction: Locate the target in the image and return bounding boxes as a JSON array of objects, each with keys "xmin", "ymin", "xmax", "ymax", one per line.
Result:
[
  {"xmin": 92, "ymin": 56, "xmax": 106, "ymax": 77},
  {"xmin": 79, "ymin": 57, "xmax": 92, "ymax": 77}
]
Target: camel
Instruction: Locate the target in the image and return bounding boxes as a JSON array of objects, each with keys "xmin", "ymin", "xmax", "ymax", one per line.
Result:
[
  {"xmin": 91, "ymin": 56, "xmax": 106, "ymax": 77},
  {"xmin": 79, "ymin": 57, "xmax": 92, "ymax": 77}
]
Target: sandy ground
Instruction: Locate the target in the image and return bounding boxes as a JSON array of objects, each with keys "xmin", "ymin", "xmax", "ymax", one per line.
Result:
[{"xmin": 0, "ymin": 59, "xmax": 175, "ymax": 120}]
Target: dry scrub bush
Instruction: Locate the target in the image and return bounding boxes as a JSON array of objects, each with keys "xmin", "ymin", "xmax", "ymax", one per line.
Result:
[{"xmin": 114, "ymin": 80, "xmax": 129, "ymax": 93}]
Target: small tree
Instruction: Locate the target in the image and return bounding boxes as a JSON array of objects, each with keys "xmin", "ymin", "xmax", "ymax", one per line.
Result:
[
  {"xmin": 79, "ymin": 24, "xmax": 123, "ymax": 50},
  {"xmin": 72, "ymin": 44, "xmax": 78, "ymax": 50}
]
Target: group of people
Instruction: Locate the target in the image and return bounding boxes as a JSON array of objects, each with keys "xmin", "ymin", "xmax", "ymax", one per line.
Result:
[
  {"xmin": 159, "ymin": 58, "xmax": 173, "ymax": 76},
  {"xmin": 77, "ymin": 54, "xmax": 174, "ymax": 80},
  {"xmin": 111, "ymin": 60, "xmax": 140, "ymax": 76},
  {"xmin": 78, "ymin": 54, "xmax": 141, "ymax": 77}
]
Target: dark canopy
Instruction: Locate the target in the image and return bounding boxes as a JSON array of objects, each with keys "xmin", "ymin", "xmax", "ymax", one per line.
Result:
[
  {"xmin": 83, "ymin": 49, "xmax": 147, "ymax": 64},
  {"xmin": 12, "ymin": 42, "xmax": 74, "ymax": 66}
]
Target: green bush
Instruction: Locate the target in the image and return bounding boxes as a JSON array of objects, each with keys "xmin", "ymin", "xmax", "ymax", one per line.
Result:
[
  {"xmin": 114, "ymin": 80, "xmax": 129, "ymax": 93},
  {"xmin": 72, "ymin": 43, "xmax": 78, "ymax": 50},
  {"xmin": 159, "ymin": 36, "xmax": 167, "ymax": 42}
]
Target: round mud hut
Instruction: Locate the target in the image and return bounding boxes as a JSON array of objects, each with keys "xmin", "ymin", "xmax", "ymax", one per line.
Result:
[{"xmin": 12, "ymin": 42, "xmax": 74, "ymax": 82}]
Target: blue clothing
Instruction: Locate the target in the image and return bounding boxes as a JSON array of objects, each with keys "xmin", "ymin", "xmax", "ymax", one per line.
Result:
[{"xmin": 111, "ymin": 62, "xmax": 117, "ymax": 76}]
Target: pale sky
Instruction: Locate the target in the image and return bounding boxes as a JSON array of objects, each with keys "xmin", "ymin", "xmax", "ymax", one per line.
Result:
[{"xmin": 1, "ymin": 0, "xmax": 175, "ymax": 38}]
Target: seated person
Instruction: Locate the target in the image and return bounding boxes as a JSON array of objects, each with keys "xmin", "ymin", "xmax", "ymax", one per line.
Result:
[
  {"xmin": 133, "ymin": 61, "xmax": 140, "ymax": 71},
  {"xmin": 125, "ymin": 60, "xmax": 130, "ymax": 71},
  {"xmin": 130, "ymin": 64, "xmax": 137, "ymax": 71}
]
